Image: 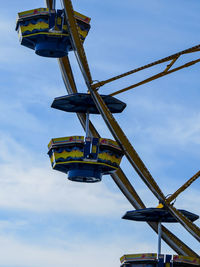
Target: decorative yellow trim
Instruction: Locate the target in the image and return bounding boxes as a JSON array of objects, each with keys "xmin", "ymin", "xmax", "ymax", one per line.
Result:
[
  {"xmin": 48, "ymin": 136, "xmax": 84, "ymax": 149},
  {"xmin": 52, "ymin": 136, "xmax": 84, "ymax": 142},
  {"xmin": 21, "ymin": 31, "xmax": 69, "ymax": 38},
  {"xmin": 50, "ymin": 152, "xmax": 83, "ymax": 165},
  {"xmin": 57, "ymin": 17, "xmax": 62, "ymax": 25},
  {"xmin": 156, "ymin": 203, "xmax": 164, "ymax": 209},
  {"xmin": 74, "ymin": 11, "xmax": 91, "ymax": 24},
  {"xmin": 18, "ymin": 8, "xmax": 49, "ymax": 19},
  {"xmin": 98, "ymin": 152, "xmax": 121, "ymax": 165},
  {"xmin": 20, "ymin": 22, "xmax": 49, "ymax": 34},
  {"xmin": 173, "ymin": 255, "xmax": 200, "ymax": 265},
  {"xmin": 77, "ymin": 28, "xmax": 88, "ymax": 39},
  {"xmin": 120, "ymin": 253, "xmax": 157, "ymax": 263},
  {"xmin": 91, "ymin": 145, "xmax": 97, "ymax": 154},
  {"xmin": 54, "ymin": 150, "xmax": 84, "ymax": 159},
  {"xmin": 100, "ymin": 138, "xmax": 121, "ymax": 150}
]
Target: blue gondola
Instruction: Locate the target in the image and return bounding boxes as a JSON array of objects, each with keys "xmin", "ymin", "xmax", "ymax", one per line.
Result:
[
  {"xmin": 16, "ymin": 8, "xmax": 91, "ymax": 58},
  {"xmin": 48, "ymin": 136, "xmax": 124, "ymax": 182}
]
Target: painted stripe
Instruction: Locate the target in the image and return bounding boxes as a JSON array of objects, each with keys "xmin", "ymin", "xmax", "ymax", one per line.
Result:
[
  {"xmin": 20, "ymin": 22, "xmax": 49, "ymax": 34},
  {"xmin": 20, "ymin": 32, "xmax": 69, "ymax": 38},
  {"xmin": 53, "ymin": 160, "xmax": 118, "ymax": 170}
]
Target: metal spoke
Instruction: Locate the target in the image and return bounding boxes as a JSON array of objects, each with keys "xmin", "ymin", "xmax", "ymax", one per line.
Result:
[
  {"xmin": 92, "ymin": 44, "xmax": 200, "ymax": 89},
  {"xmin": 110, "ymin": 58, "xmax": 200, "ymax": 96},
  {"xmin": 45, "ymin": 0, "xmax": 54, "ymax": 9},
  {"xmin": 61, "ymin": 0, "xmax": 93, "ymax": 85},
  {"xmin": 166, "ymin": 170, "xmax": 200, "ymax": 204}
]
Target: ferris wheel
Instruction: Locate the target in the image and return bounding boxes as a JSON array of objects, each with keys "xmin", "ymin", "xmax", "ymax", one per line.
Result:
[{"xmin": 16, "ymin": 0, "xmax": 200, "ymax": 263}]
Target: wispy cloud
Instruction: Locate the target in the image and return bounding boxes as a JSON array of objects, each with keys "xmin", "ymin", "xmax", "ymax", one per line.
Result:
[
  {"xmin": 0, "ymin": 134, "xmax": 129, "ymax": 215},
  {"xmin": 0, "ymin": 232, "xmax": 156, "ymax": 267}
]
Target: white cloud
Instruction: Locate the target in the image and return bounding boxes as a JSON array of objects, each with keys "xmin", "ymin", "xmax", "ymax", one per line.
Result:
[
  {"xmin": 124, "ymin": 95, "xmax": 200, "ymax": 148},
  {"xmin": 0, "ymin": 162, "xmax": 129, "ymax": 215},
  {"xmin": 0, "ymin": 233, "xmax": 155, "ymax": 267},
  {"xmin": 0, "ymin": 17, "xmax": 28, "ymax": 65},
  {"xmin": 147, "ymin": 110, "xmax": 200, "ymax": 148},
  {"xmin": 175, "ymin": 189, "xmax": 200, "ymax": 220},
  {"xmin": 0, "ymin": 101, "xmax": 45, "ymax": 133},
  {"xmin": 0, "ymin": 133, "xmax": 129, "ymax": 215}
]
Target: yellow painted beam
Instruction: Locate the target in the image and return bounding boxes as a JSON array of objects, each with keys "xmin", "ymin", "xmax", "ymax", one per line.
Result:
[
  {"xmin": 166, "ymin": 170, "xmax": 200, "ymax": 204},
  {"xmin": 45, "ymin": 0, "xmax": 53, "ymax": 9},
  {"xmin": 163, "ymin": 56, "xmax": 179, "ymax": 72},
  {"xmin": 92, "ymin": 44, "xmax": 200, "ymax": 89},
  {"xmin": 61, "ymin": 0, "xmax": 93, "ymax": 85},
  {"xmin": 110, "ymin": 58, "xmax": 200, "ymax": 96}
]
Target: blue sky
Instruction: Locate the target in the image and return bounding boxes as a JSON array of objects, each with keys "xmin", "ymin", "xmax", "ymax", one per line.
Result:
[{"xmin": 0, "ymin": 0, "xmax": 200, "ymax": 266}]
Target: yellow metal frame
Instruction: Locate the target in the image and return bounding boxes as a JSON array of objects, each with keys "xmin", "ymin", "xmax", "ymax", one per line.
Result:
[
  {"xmin": 166, "ymin": 171, "xmax": 200, "ymax": 204},
  {"xmin": 91, "ymin": 45, "xmax": 200, "ymax": 96},
  {"xmin": 44, "ymin": 0, "xmax": 200, "ymax": 258},
  {"xmin": 62, "ymin": 0, "xmax": 92, "ymax": 85},
  {"xmin": 56, "ymin": 55, "xmax": 199, "ymax": 257}
]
